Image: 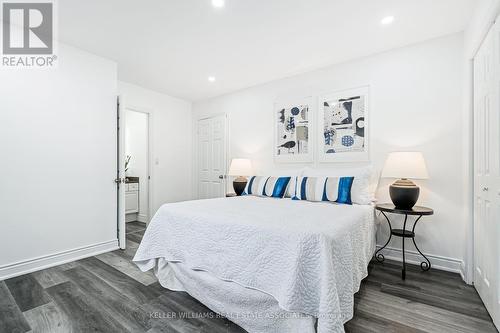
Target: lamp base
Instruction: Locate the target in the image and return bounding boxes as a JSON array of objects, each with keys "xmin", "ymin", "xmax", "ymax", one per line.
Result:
[
  {"xmin": 389, "ymin": 179, "xmax": 420, "ymax": 210},
  {"xmin": 233, "ymin": 176, "xmax": 247, "ymax": 196}
]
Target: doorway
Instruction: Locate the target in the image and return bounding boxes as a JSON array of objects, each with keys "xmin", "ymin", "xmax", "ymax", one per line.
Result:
[{"xmin": 119, "ymin": 106, "xmax": 153, "ymax": 249}]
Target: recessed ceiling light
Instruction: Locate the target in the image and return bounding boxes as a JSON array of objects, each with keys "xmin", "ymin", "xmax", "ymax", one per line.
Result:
[
  {"xmin": 208, "ymin": 76, "xmax": 216, "ymax": 82},
  {"xmin": 212, "ymin": 0, "xmax": 225, "ymax": 8},
  {"xmin": 381, "ymin": 16, "xmax": 395, "ymax": 25}
]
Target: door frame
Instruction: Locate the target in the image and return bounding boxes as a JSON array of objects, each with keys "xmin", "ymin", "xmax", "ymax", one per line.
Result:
[
  {"xmin": 195, "ymin": 112, "xmax": 229, "ymax": 199},
  {"xmin": 117, "ymin": 96, "xmax": 126, "ymax": 249}
]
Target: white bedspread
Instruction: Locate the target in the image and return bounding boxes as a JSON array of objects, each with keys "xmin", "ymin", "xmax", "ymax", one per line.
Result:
[
  {"xmin": 133, "ymin": 196, "xmax": 375, "ymax": 333},
  {"xmin": 155, "ymin": 259, "xmax": 317, "ymax": 333}
]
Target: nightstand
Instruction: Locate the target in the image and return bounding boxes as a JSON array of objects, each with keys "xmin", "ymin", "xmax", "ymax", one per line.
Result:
[
  {"xmin": 226, "ymin": 193, "xmax": 237, "ymax": 197},
  {"xmin": 375, "ymin": 203, "xmax": 434, "ymax": 280}
]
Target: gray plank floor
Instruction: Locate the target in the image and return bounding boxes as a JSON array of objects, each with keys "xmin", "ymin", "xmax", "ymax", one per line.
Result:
[{"xmin": 0, "ymin": 221, "xmax": 497, "ymax": 333}]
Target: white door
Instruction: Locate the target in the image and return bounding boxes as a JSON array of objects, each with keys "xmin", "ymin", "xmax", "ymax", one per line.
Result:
[
  {"xmin": 473, "ymin": 18, "xmax": 500, "ymax": 328},
  {"xmin": 198, "ymin": 115, "xmax": 227, "ymax": 199}
]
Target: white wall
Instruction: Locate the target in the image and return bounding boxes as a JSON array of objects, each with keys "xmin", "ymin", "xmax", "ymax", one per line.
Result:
[
  {"xmin": 125, "ymin": 110, "xmax": 149, "ymax": 221},
  {"xmin": 193, "ymin": 33, "xmax": 466, "ymax": 273},
  {"xmin": 0, "ymin": 44, "xmax": 118, "ymax": 279},
  {"xmin": 118, "ymin": 81, "xmax": 192, "ymax": 214}
]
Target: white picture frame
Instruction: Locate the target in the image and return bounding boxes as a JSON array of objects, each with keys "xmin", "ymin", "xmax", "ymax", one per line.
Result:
[
  {"xmin": 318, "ymin": 86, "xmax": 370, "ymax": 163},
  {"xmin": 274, "ymin": 96, "xmax": 313, "ymax": 163}
]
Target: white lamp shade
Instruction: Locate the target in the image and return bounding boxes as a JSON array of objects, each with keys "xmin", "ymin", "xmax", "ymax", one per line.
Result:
[
  {"xmin": 381, "ymin": 152, "xmax": 429, "ymax": 180},
  {"xmin": 228, "ymin": 158, "xmax": 253, "ymax": 176}
]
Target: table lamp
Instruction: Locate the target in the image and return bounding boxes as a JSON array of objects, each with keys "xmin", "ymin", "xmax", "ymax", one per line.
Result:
[
  {"xmin": 381, "ymin": 152, "xmax": 429, "ymax": 209},
  {"xmin": 228, "ymin": 158, "xmax": 253, "ymax": 196}
]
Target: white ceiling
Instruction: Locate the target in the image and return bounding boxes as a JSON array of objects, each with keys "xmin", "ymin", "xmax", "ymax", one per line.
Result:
[{"xmin": 58, "ymin": 0, "xmax": 477, "ymax": 101}]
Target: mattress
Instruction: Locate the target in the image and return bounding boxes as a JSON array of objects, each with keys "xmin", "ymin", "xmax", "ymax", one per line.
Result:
[{"xmin": 134, "ymin": 196, "xmax": 376, "ymax": 333}]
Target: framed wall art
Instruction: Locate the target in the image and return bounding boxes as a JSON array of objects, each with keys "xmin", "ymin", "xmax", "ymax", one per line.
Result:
[
  {"xmin": 274, "ymin": 97, "xmax": 313, "ymax": 163},
  {"xmin": 318, "ymin": 86, "xmax": 369, "ymax": 162}
]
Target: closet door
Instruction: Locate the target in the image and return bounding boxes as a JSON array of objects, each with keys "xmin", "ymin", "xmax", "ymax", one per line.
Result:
[
  {"xmin": 473, "ymin": 19, "xmax": 500, "ymax": 328},
  {"xmin": 197, "ymin": 115, "xmax": 227, "ymax": 199}
]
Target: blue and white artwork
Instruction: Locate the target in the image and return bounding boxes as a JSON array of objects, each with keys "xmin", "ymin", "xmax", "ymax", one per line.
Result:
[
  {"xmin": 323, "ymin": 94, "xmax": 365, "ymax": 154},
  {"xmin": 276, "ymin": 102, "xmax": 309, "ymax": 158},
  {"xmin": 319, "ymin": 87, "xmax": 369, "ymax": 162}
]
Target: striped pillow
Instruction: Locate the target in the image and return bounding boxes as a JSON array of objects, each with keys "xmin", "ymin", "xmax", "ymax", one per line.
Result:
[
  {"xmin": 284, "ymin": 176, "xmax": 297, "ymax": 198},
  {"xmin": 243, "ymin": 176, "xmax": 291, "ymax": 198},
  {"xmin": 263, "ymin": 177, "xmax": 291, "ymax": 198},
  {"xmin": 292, "ymin": 176, "xmax": 354, "ymax": 204},
  {"xmin": 242, "ymin": 176, "xmax": 267, "ymax": 196}
]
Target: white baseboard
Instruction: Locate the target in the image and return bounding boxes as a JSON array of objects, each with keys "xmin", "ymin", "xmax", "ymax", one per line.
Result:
[
  {"xmin": 0, "ymin": 239, "xmax": 119, "ymax": 281},
  {"xmin": 125, "ymin": 213, "xmax": 138, "ymax": 222},
  {"xmin": 376, "ymin": 245, "xmax": 465, "ymax": 278},
  {"xmin": 137, "ymin": 213, "xmax": 148, "ymax": 223},
  {"xmin": 460, "ymin": 261, "xmax": 472, "ymax": 284}
]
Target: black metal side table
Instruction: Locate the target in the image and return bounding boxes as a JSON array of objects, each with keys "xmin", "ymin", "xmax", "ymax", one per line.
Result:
[{"xmin": 375, "ymin": 203, "xmax": 434, "ymax": 280}]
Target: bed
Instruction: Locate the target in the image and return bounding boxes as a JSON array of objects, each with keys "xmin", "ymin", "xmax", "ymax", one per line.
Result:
[{"xmin": 133, "ymin": 195, "xmax": 376, "ymax": 333}]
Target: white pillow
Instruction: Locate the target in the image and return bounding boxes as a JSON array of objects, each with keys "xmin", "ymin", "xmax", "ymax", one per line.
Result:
[{"xmin": 301, "ymin": 166, "xmax": 376, "ymax": 205}]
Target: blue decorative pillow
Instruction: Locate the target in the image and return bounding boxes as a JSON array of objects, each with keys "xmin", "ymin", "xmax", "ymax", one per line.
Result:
[
  {"xmin": 263, "ymin": 177, "xmax": 291, "ymax": 198},
  {"xmin": 292, "ymin": 176, "xmax": 354, "ymax": 204},
  {"xmin": 243, "ymin": 176, "xmax": 291, "ymax": 198}
]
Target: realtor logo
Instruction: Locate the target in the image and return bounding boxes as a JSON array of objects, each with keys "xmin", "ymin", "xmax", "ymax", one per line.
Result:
[{"xmin": 1, "ymin": 0, "xmax": 57, "ymax": 67}]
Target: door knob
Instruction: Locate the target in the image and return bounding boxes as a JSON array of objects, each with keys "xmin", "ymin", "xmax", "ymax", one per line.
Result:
[
  {"xmin": 218, "ymin": 175, "xmax": 224, "ymax": 179},
  {"xmin": 482, "ymin": 187, "xmax": 489, "ymax": 191}
]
